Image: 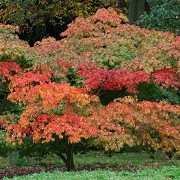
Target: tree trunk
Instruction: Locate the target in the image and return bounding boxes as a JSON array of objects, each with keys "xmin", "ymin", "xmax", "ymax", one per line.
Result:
[
  {"xmin": 128, "ymin": 0, "xmax": 145, "ymax": 24},
  {"xmin": 66, "ymin": 143, "xmax": 75, "ymax": 171},
  {"xmin": 56, "ymin": 138, "xmax": 75, "ymax": 171}
]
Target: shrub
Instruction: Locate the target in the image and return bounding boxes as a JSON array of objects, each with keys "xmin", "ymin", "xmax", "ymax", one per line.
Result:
[
  {"xmin": 1, "ymin": 8, "xmax": 180, "ymax": 171},
  {"xmin": 138, "ymin": 0, "xmax": 180, "ymax": 34},
  {"xmin": 91, "ymin": 96, "xmax": 180, "ymax": 153},
  {"xmin": 78, "ymin": 67, "xmax": 180, "ymax": 104},
  {"xmin": 34, "ymin": 8, "xmax": 178, "ymax": 73}
]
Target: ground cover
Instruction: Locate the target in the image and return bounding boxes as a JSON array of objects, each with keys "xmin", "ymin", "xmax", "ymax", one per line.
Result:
[
  {"xmin": 0, "ymin": 151, "xmax": 179, "ymax": 179},
  {"xmin": 3, "ymin": 168, "xmax": 180, "ymax": 180}
]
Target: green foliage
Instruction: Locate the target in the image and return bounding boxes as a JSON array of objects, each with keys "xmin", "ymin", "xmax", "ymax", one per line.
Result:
[
  {"xmin": 137, "ymin": 82, "xmax": 164, "ymax": 102},
  {"xmin": 99, "ymin": 89, "xmax": 130, "ymax": 105},
  {"xmin": 0, "ymin": 130, "xmax": 14, "ymax": 156},
  {"xmin": 0, "ymin": 98, "xmax": 23, "ymax": 115},
  {"xmin": 15, "ymin": 138, "xmax": 53, "ymax": 158},
  {"xmin": 0, "ymin": 79, "xmax": 23, "ymax": 115},
  {"xmin": 65, "ymin": 68, "xmax": 84, "ymax": 87},
  {"xmin": 0, "ymin": 49, "xmax": 34, "ymax": 68},
  {"xmin": 137, "ymin": 82, "xmax": 180, "ymax": 104},
  {"xmin": 138, "ymin": 0, "xmax": 180, "ymax": 34},
  {"xmin": 97, "ymin": 82, "xmax": 180, "ymax": 106},
  {"xmin": 162, "ymin": 88, "xmax": 180, "ymax": 105},
  {"xmin": 96, "ymin": 42, "xmax": 135, "ymax": 69}
]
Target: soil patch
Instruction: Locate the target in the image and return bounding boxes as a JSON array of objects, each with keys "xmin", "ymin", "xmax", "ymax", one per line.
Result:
[{"xmin": 0, "ymin": 164, "xmax": 143, "ymax": 179}]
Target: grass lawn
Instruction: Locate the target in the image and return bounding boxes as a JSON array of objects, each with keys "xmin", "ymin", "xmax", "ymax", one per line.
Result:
[
  {"xmin": 1, "ymin": 131, "xmax": 180, "ymax": 179},
  {"xmin": 3, "ymin": 167, "xmax": 180, "ymax": 180},
  {"xmin": 1, "ymin": 150, "xmax": 180, "ymax": 179}
]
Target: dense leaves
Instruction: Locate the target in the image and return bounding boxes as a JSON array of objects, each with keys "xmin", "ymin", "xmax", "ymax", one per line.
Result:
[
  {"xmin": 7, "ymin": 73, "xmax": 100, "ymax": 144},
  {"xmin": 138, "ymin": 0, "xmax": 180, "ymax": 35},
  {"xmin": 152, "ymin": 67, "xmax": 180, "ymax": 90},
  {"xmin": 78, "ymin": 69, "xmax": 150, "ymax": 93},
  {"xmin": 0, "ymin": 62, "xmax": 20, "ymax": 79},
  {"xmin": 34, "ymin": 8, "xmax": 178, "ymax": 73},
  {"xmin": 90, "ymin": 96, "xmax": 180, "ymax": 153}
]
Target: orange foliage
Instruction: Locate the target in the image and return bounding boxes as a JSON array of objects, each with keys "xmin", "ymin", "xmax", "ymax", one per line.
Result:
[
  {"xmin": 5, "ymin": 67, "xmax": 180, "ymax": 154},
  {"xmin": 90, "ymin": 96, "xmax": 180, "ymax": 152},
  {"xmin": 7, "ymin": 80, "xmax": 100, "ymax": 144}
]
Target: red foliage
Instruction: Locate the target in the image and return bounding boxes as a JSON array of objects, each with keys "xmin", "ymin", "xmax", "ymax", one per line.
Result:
[
  {"xmin": 78, "ymin": 69, "xmax": 150, "ymax": 93},
  {"xmin": 7, "ymin": 80, "xmax": 100, "ymax": 144},
  {"xmin": 166, "ymin": 36, "xmax": 180, "ymax": 58},
  {"xmin": 8, "ymin": 71, "xmax": 52, "ymax": 104},
  {"xmin": 34, "ymin": 37, "xmax": 63, "ymax": 55},
  {"xmin": 90, "ymin": 8, "xmax": 122, "ymax": 26},
  {"xmin": 57, "ymin": 59, "xmax": 72, "ymax": 72},
  {"xmin": 0, "ymin": 62, "xmax": 20, "ymax": 79},
  {"xmin": 78, "ymin": 67, "xmax": 180, "ymax": 92},
  {"xmin": 31, "ymin": 63, "xmax": 54, "ymax": 77},
  {"xmin": 152, "ymin": 67, "xmax": 180, "ymax": 90}
]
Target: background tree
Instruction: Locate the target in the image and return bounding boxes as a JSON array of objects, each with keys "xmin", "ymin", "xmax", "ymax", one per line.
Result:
[
  {"xmin": 138, "ymin": 0, "xmax": 180, "ymax": 35},
  {"xmin": 128, "ymin": 0, "xmax": 145, "ymax": 24},
  {"xmin": 0, "ymin": 0, "xmax": 121, "ymax": 45}
]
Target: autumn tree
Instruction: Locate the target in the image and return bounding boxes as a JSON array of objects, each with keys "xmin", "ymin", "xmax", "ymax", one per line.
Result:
[
  {"xmin": 5, "ymin": 65, "xmax": 100, "ymax": 171},
  {"xmin": 3, "ymin": 61, "xmax": 179, "ymax": 171},
  {"xmin": 90, "ymin": 96, "xmax": 180, "ymax": 154}
]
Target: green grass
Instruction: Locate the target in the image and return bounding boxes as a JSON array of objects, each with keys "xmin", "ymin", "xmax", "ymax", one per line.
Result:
[
  {"xmin": 1, "ymin": 151, "xmax": 179, "ymax": 169},
  {"xmin": 0, "ymin": 150, "xmax": 179, "ymax": 169},
  {"xmin": 73, "ymin": 151, "xmax": 180, "ymax": 168},
  {"xmin": 3, "ymin": 167, "xmax": 180, "ymax": 180},
  {"xmin": 1, "ymin": 151, "xmax": 179, "ymax": 179}
]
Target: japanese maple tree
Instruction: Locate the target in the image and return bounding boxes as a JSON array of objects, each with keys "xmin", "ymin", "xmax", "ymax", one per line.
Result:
[
  {"xmin": 6, "ymin": 69, "xmax": 100, "ymax": 170},
  {"xmin": 33, "ymin": 8, "xmax": 178, "ymax": 72},
  {"xmin": 90, "ymin": 96, "xmax": 180, "ymax": 154}
]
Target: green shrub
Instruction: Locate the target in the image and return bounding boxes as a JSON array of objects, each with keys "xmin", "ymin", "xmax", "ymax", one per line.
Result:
[
  {"xmin": 137, "ymin": 82, "xmax": 180, "ymax": 104},
  {"xmin": 0, "ymin": 130, "xmax": 14, "ymax": 156},
  {"xmin": 138, "ymin": 0, "xmax": 180, "ymax": 34}
]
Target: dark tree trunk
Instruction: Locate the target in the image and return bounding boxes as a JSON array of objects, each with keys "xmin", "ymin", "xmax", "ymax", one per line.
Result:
[
  {"xmin": 128, "ymin": 0, "xmax": 145, "ymax": 24},
  {"xmin": 66, "ymin": 143, "xmax": 75, "ymax": 171},
  {"xmin": 56, "ymin": 138, "xmax": 75, "ymax": 171}
]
